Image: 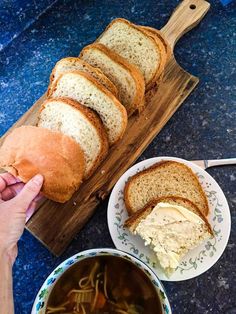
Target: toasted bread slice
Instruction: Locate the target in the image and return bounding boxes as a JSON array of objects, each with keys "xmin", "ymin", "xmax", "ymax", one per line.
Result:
[
  {"xmin": 125, "ymin": 196, "xmax": 213, "ymax": 275},
  {"xmin": 38, "ymin": 98, "xmax": 109, "ymax": 178},
  {"xmin": 124, "ymin": 161, "xmax": 209, "ymax": 216},
  {"xmin": 47, "ymin": 57, "xmax": 118, "ymax": 97},
  {"xmin": 97, "ymin": 18, "xmax": 166, "ymax": 89},
  {"xmin": 49, "ymin": 71, "xmax": 128, "ymax": 145},
  {"xmin": 80, "ymin": 43, "xmax": 145, "ymax": 115}
]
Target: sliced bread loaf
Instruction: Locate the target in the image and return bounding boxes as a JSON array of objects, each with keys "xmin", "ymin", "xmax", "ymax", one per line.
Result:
[
  {"xmin": 49, "ymin": 71, "xmax": 128, "ymax": 145},
  {"xmin": 125, "ymin": 196, "xmax": 213, "ymax": 275},
  {"xmin": 80, "ymin": 43, "xmax": 145, "ymax": 115},
  {"xmin": 0, "ymin": 126, "xmax": 85, "ymax": 203},
  {"xmin": 124, "ymin": 161, "xmax": 209, "ymax": 216},
  {"xmin": 38, "ymin": 98, "xmax": 109, "ymax": 178},
  {"xmin": 47, "ymin": 57, "xmax": 118, "ymax": 97},
  {"xmin": 97, "ymin": 18, "xmax": 166, "ymax": 89}
]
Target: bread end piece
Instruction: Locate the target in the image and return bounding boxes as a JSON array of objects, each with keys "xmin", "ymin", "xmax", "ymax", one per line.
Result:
[{"xmin": 0, "ymin": 126, "xmax": 85, "ymax": 203}]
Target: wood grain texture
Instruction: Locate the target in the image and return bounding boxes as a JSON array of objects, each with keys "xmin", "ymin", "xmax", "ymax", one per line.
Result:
[
  {"xmin": 161, "ymin": 0, "xmax": 210, "ymax": 48},
  {"xmin": 0, "ymin": 0, "xmax": 210, "ymax": 255},
  {"xmin": 23, "ymin": 57, "xmax": 198, "ymax": 255}
]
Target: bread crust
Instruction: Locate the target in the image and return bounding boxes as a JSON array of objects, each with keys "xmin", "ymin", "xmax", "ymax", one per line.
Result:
[
  {"xmin": 39, "ymin": 97, "xmax": 109, "ymax": 178},
  {"xmin": 140, "ymin": 28, "xmax": 167, "ymax": 90},
  {"xmin": 140, "ymin": 26, "xmax": 171, "ymax": 62},
  {"xmin": 124, "ymin": 161, "xmax": 210, "ymax": 216},
  {"xmin": 80, "ymin": 43, "xmax": 145, "ymax": 116},
  {"xmin": 97, "ymin": 18, "xmax": 166, "ymax": 89},
  {"xmin": 125, "ymin": 196, "xmax": 213, "ymax": 236},
  {"xmin": 47, "ymin": 57, "xmax": 118, "ymax": 98},
  {"xmin": 49, "ymin": 70, "xmax": 128, "ymax": 145},
  {"xmin": 0, "ymin": 126, "xmax": 85, "ymax": 203},
  {"xmin": 140, "ymin": 26, "xmax": 171, "ymax": 86}
]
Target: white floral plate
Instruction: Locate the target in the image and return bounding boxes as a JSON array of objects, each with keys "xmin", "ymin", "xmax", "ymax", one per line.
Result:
[{"xmin": 107, "ymin": 156, "xmax": 231, "ymax": 281}]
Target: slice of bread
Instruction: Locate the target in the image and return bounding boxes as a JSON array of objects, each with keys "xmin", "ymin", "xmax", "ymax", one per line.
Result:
[
  {"xmin": 49, "ymin": 70, "xmax": 128, "ymax": 145},
  {"xmin": 38, "ymin": 98, "xmax": 109, "ymax": 178},
  {"xmin": 97, "ymin": 18, "xmax": 166, "ymax": 89},
  {"xmin": 125, "ymin": 196, "xmax": 213, "ymax": 234},
  {"xmin": 124, "ymin": 161, "xmax": 209, "ymax": 216},
  {"xmin": 80, "ymin": 43, "xmax": 145, "ymax": 115},
  {"xmin": 139, "ymin": 26, "xmax": 171, "ymax": 80},
  {"xmin": 47, "ymin": 57, "xmax": 118, "ymax": 97},
  {"xmin": 140, "ymin": 26, "xmax": 171, "ymax": 63},
  {"xmin": 125, "ymin": 196, "xmax": 213, "ymax": 275},
  {"xmin": 0, "ymin": 126, "xmax": 85, "ymax": 203}
]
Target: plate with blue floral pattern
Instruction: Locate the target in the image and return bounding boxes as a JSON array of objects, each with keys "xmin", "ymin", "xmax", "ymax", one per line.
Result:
[{"xmin": 107, "ymin": 157, "xmax": 231, "ymax": 281}]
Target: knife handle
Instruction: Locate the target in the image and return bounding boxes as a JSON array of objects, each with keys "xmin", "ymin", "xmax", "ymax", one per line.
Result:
[
  {"xmin": 207, "ymin": 158, "xmax": 236, "ymax": 168},
  {"xmin": 161, "ymin": 0, "xmax": 210, "ymax": 49}
]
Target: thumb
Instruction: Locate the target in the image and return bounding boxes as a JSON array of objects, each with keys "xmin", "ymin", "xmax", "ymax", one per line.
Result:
[{"xmin": 13, "ymin": 174, "xmax": 44, "ymax": 211}]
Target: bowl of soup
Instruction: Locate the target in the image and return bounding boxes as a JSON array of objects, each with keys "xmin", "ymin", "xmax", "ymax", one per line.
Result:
[{"xmin": 32, "ymin": 248, "xmax": 171, "ymax": 314}]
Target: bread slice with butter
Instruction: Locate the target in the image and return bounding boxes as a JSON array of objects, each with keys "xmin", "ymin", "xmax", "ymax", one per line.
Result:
[
  {"xmin": 124, "ymin": 161, "xmax": 210, "ymax": 216},
  {"xmin": 38, "ymin": 98, "xmax": 109, "ymax": 178},
  {"xmin": 125, "ymin": 196, "xmax": 213, "ymax": 275},
  {"xmin": 49, "ymin": 70, "xmax": 128, "ymax": 145},
  {"xmin": 80, "ymin": 43, "xmax": 145, "ymax": 116},
  {"xmin": 47, "ymin": 57, "xmax": 118, "ymax": 97},
  {"xmin": 97, "ymin": 18, "xmax": 166, "ymax": 89}
]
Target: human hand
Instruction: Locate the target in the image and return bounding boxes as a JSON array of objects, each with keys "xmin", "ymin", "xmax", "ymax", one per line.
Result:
[{"xmin": 0, "ymin": 173, "xmax": 44, "ymax": 264}]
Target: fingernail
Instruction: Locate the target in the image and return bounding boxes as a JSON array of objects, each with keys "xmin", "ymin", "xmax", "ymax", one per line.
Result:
[{"xmin": 32, "ymin": 174, "xmax": 43, "ymax": 186}]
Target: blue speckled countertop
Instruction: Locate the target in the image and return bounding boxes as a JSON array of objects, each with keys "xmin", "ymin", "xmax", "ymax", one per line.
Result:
[{"xmin": 0, "ymin": 0, "xmax": 235, "ymax": 313}]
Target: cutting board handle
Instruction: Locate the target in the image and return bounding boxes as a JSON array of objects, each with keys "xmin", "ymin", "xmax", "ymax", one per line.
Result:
[{"xmin": 161, "ymin": 0, "xmax": 210, "ymax": 49}]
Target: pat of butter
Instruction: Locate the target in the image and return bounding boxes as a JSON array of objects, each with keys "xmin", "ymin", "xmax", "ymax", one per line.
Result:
[{"xmin": 135, "ymin": 202, "xmax": 206, "ymax": 270}]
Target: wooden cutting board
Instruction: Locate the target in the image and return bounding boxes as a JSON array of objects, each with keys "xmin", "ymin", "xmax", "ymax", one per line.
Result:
[{"xmin": 0, "ymin": 0, "xmax": 210, "ymax": 255}]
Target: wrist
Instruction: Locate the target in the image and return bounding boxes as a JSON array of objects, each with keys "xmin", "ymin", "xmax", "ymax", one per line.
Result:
[
  {"xmin": 0, "ymin": 247, "xmax": 11, "ymax": 264},
  {"xmin": 0, "ymin": 244, "xmax": 17, "ymax": 266},
  {"xmin": 0, "ymin": 244, "xmax": 14, "ymax": 314}
]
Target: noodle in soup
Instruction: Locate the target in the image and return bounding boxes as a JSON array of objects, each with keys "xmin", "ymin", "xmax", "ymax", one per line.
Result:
[{"xmin": 46, "ymin": 255, "xmax": 162, "ymax": 314}]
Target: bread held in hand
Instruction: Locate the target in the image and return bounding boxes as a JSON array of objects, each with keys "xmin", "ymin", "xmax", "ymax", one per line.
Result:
[{"xmin": 0, "ymin": 126, "xmax": 85, "ymax": 203}]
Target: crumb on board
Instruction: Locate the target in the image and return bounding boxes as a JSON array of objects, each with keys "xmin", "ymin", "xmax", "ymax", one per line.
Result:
[{"xmin": 101, "ymin": 170, "xmax": 105, "ymax": 174}]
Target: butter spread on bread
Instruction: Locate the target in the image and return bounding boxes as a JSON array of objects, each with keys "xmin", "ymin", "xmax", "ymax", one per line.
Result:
[{"xmin": 125, "ymin": 197, "xmax": 213, "ymax": 275}]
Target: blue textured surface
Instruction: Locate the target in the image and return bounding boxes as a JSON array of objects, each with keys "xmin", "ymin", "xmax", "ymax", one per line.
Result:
[
  {"xmin": 220, "ymin": 0, "xmax": 234, "ymax": 6},
  {"xmin": 0, "ymin": 0, "xmax": 235, "ymax": 313},
  {"xmin": 0, "ymin": 0, "xmax": 56, "ymax": 51}
]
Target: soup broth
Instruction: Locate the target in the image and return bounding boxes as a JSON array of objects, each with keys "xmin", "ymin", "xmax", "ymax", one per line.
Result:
[{"xmin": 46, "ymin": 255, "xmax": 162, "ymax": 314}]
